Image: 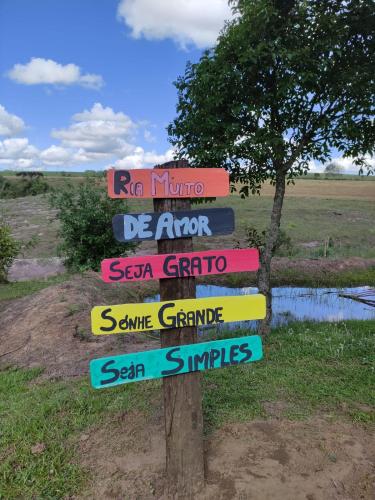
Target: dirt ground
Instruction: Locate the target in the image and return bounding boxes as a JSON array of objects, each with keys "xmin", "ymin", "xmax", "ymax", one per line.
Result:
[
  {"xmin": 8, "ymin": 257, "xmax": 65, "ymax": 281},
  {"xmin": 78, "ymin": 407, "xmax": 375, "ymax": 500},
  {"xmin": 271, "ymin": 256, "xmax": 375, "ymax": 274},
  {"xmin": 262, "ymin": 179, "xmax": 375, "ymax": 200},
  {"xmin": 0, "ymin": 195, "xmax": 59, "ymax": 258},
  {"xmin": 0, "ymin": 272, "xmax": 159, "ymax": 377}
]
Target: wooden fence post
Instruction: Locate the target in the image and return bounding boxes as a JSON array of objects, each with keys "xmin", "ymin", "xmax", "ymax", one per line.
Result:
[{"xmin": 153, "ymin": 160, "xmax": 205, "ymax": 498}]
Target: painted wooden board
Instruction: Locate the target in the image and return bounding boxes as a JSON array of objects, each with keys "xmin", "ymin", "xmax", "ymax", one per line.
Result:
[
  {"xmin": 112, "ymin": 208, "xmax": 234, "ymax": 242},
  {"xmin": 90, "ymin": 335, "xmax": 263, "ymax": 389},
  {"xmin": 91, "ymin": 294, "xmax": 266, "ymax": 335},
  {"xmin": 107, "ymin": 168, "xmax": 229, "ymax": 199},
  {"xmin": 101, "ymin": 248, "xmax": 259, "ymax": 283}
]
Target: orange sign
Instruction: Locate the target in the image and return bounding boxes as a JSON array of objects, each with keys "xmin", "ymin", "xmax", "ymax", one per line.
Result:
[{"xmin": 107, "ymin": 168, "xmax": 229, "ymax": 199}]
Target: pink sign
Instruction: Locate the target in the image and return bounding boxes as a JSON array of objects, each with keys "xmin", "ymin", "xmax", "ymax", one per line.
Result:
[
  {"xmin": 107, "ymin": 168, "xmax": 229, "ymax": 199},
  {"xmin": 101, "ymin": 248, "xmax": 259, "ymax": 283}
]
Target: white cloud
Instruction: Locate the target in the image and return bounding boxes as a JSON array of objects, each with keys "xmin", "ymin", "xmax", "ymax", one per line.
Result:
[
  {"xmin": 327, "ymin": 155, "xmax": 375, "ymax": 173},
  {"xmin": 50, "ymin": 103, "xmax": 175, "ymax": 169},
  {"xmin": 0, "ymin": 138, "xmax": 38, "ymax": 159},
  {"xmin": 72, "ymin": 103, "xmax": 131, "ymax": 123},
  {"xmin": 306, "ymin": 156, "xmax": 375, "ymax": 174},
  {"xmin": 51, "ymin": 103, "xmax": 136, "ymax": 157},
  {"xmin": 0, "ymin": 105, "xmax": 25, "ymax": 136},
  {"xmin": 0, "ymin": 103, "xmax": 175, "ymax": 170},
  {"xmin": 112, "ymin": 146, "xmax": 175, "ymax": 169},
  {"xmin": 306, "ymin": 159, "xmax": 322, "ymax": 172},
  {"xmin": 117, "ymin": 0, "xmax": 234, "ymax": 48},
  {"xmin": 0, "ymin": 137, "xmax": 40, "ymax": 169},
  {"xmin": 144, "ymin": 129, "xmax": 156, "ymax": 143},
  {"xmin": 14, "ymin": 159, "xmax": 40, "ymax": 169},
  {"xmin": 7, "ymin": 58, "xmax": 104, "ymax": 89},
  {"xmin": 39, "ymin": 145, "xmax": 74, "ymax": 166}
]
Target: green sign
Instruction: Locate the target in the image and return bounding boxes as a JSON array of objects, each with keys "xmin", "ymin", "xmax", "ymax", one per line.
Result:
[{"xmin": 90, "ymin": 335, "xmax": 263, "ymax": 389}]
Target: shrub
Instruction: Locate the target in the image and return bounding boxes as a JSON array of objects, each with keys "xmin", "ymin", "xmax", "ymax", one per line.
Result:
[
  {"xmin": 240, "ymin": 225, "xmax": 293, "ymax": 256},
  {"xmin": 0, "ymin": 176, "xmax": 11, "ymax": 198},
  {"xmin": 0, "ymin": 219, "xmax": 21, "ymax": 283},
  {"xmin": 49, "ymin": 180, "xmax": 137, "ymax": 271},
  {"xmin": 26, "ymin": 176, "xmax": 49, "ymax": 196},
  {"xmin": 0, "ymin": 173, "xmax": 49, "ymax": 199}
]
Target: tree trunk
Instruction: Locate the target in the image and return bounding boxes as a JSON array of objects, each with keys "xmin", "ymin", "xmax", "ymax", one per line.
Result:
[
  {"xmin": 257, "ymin": 170, "xmax": 286, "ymax": 335},
  {"xmin": 153, "ymin": 161, "xmax": 205, "ymax": 498}
]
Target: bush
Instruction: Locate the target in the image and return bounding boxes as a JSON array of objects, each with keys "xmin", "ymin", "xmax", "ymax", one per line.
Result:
[
  {"xmin": 49, "ymin": 180, "xmax": 137, "ymax": 271},
  {"xmin": 0, "ymin": 219, "xmax": 21, "ymax": 283},
  {"xmin": 0, "ymin": 173, "xmax": 49, "ymax": 199},
  {"xmin": 240, "ymin": 225, "xmax": 293, "ymax": 256},
  {"xmin": 0, "ymin": 176, "xmax": 11, "ymax": 198},
  {"xmin": 26, "ymin": 176, "xmax": 49, "ymax": 196}
]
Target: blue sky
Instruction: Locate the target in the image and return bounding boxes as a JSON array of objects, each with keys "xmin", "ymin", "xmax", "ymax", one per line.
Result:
[
  {"xmin": 0, "ymin": 1, "xmax": 370, "ymax": 173},
  {"xmin": 0, "ymin": 0, "xmax": 232, "ymax": 171},
  {"xmin": 0, "ymin": 0, "xmax": 192, "ymax": 147}
]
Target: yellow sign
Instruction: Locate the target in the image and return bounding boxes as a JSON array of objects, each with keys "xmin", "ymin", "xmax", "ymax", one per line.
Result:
[{"xmin": 91, "ymin": 295, "xmax": 266, "ymax": 335}]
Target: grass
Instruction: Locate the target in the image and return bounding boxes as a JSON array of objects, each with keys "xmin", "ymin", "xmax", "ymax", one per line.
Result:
[
  {"xmin": 0, "ymin": 274, "xmax": 72, "ymax": 302},
  {"xmin": 218, "ymin": 194, "xmax": 375, "ymax": 260},
  {"xmin": 304, "ymin": 172, "xmax": 375, "ymax": 181},
  {"xmin": 200, "ymin": 265, "xmax": 375, "ymax": 288},
  {"xmin": 1, "ymin": 320, "xmax": 374, "ymax": 498},
  {"xmin": 203, "ymin": 320, "xmax": 375, "ymax": 429},
  {"xmin": 130, "ymin": 179, "xmax": 375, "ymax": 259},
  {"xmin": 1, "ymin": 177, "xmax": 375, "ymax": 260},
  {"xmin": 269, "ymin": 266, "xmax": 375, "ymax": 287},
  {"xmin": 0, "ymin": 368, "xmax": 157, "ymax": 499}
]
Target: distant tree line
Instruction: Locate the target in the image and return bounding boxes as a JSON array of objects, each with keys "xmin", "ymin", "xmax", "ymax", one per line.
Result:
[{"xmin": 0, "ymin": 172, "xmax": 49, "ymax": 199}]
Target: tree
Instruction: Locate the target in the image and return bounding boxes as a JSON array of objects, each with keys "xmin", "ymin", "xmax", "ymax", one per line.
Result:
[
  {"xmin": 16, "ymin": 171, "xmax": 43, "ymax": 178},
  {"xmin": 0, "ymin": 219, "xmax": 21, "ymax": 283},
  {"xmin": 49, "ymin": 179, "xmax": 137, "ymax": 271},
  {"xmin": 324, "ymin": 162, "xmax": 343, "ymax": 174},
  {"xmin": 168, "ymin": 0, "xmax": 374, "ymax": 333}
]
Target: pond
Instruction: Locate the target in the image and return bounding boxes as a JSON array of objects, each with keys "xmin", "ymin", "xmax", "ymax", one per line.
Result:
[{"xmin": 146, "ymin": 285, "xmax": 375, "ymax": 332}]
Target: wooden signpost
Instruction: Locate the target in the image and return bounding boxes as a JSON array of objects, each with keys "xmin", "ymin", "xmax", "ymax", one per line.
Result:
[
  {"xmin": 152, "ymin": 164, "xmax": 205, "ymax": 495},
  {"xmin": 107, "ymin": 167, "xmax": 229, "ymax": 198},
  {"xmin": 112, "ymin": 207, "xmax": 235, "ymax": 242},
  {"xmin": 90, "ymin": 335, "xmax": 263, "ymax": 389},
  {"xmin": 88, "ymin": 160, "xmax": 266, "ymax": 497},
  {"xmin": 101, "ymin": 248, "xmax": 259, "ymax": 282}
]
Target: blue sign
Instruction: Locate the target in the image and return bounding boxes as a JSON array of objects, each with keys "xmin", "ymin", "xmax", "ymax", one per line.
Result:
[{"xmin": 90, "ymin": 335, "xmax": 263, "ymax": 389}]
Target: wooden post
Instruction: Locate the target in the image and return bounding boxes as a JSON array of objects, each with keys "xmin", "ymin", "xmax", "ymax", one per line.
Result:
[{"xmin": 153, "ymin": 160, "xmax": 205, "ymax": 498}]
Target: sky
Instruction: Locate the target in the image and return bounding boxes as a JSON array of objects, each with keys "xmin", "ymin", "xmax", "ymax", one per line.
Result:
[{"xmin": 0, "ymin": 0, "xmax": 371, "ymax": 173}]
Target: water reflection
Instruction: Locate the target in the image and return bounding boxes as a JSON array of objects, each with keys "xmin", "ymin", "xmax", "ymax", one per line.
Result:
[{"xmin": 146, "ymin": 285, "xmax": 375, "ymax": 331}]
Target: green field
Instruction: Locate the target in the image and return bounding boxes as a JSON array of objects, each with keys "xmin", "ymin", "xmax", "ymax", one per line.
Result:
[
  {"xmin": 1, "ymin": 320, "xmax": 373, "ymax": 499},
  {"xmin": 1, "ymin": 177, "xmax": 375, "ymax": 260}
]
